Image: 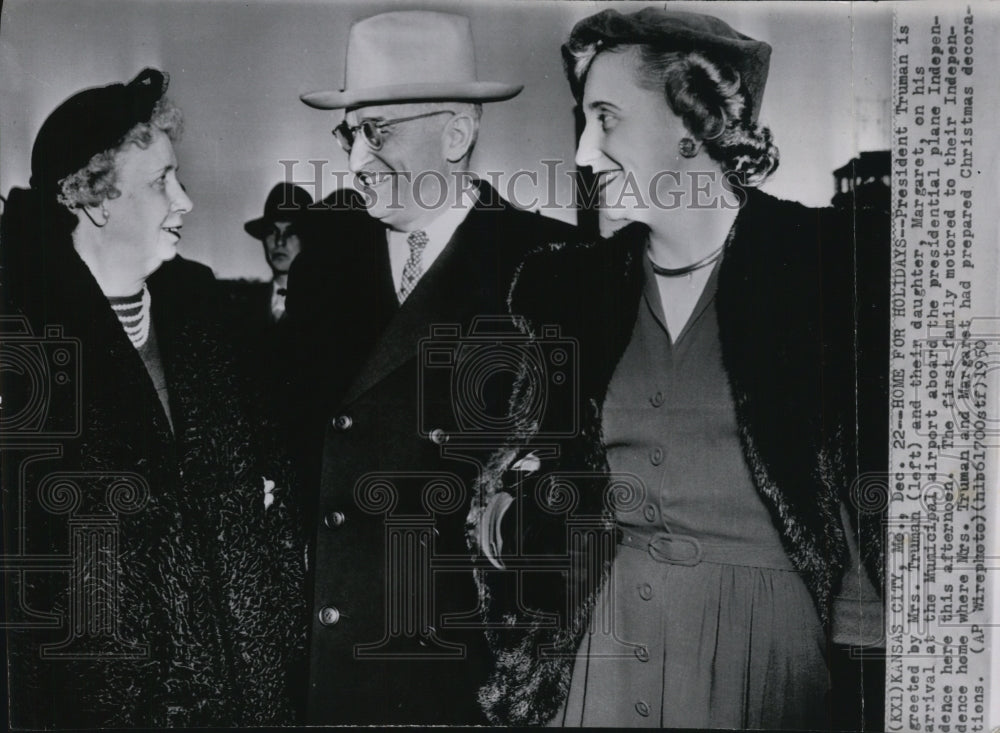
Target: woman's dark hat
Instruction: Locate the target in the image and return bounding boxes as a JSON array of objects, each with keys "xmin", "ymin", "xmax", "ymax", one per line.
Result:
[
  {"xmin": 30, "ymin": 68, "xmax": 169, "ymax": 195},
  {"xmin": 564, "ymin": 9, "xmax": 771, "ymax": 122},
  {"xmin": 244, "ymin": 183, "xmax": 314, "ymax": 240}
]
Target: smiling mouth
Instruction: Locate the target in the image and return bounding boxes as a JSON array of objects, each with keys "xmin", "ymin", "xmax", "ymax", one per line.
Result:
[
  {"xmin": 163, "ymin": 225, "xmax": 183, "ymax": 240},
  {"xmin": 356, "ymin": 171, "xmax": 394, "ymax": 188},
  {"xmin": 594, "ymin": 170, "xmax": 622, "ymax": 200}
]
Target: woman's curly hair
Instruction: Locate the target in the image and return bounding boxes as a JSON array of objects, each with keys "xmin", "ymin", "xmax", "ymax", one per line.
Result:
[
  {"xmin": 565, "ymin": 42, "xmax": 779, "ymax": 187},
  {"xmin": 57, "ymin": 98, "xmax": 184, "ymax": 209}
]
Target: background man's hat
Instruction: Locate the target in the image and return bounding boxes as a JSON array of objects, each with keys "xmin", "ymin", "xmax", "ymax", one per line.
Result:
[
  {"xmin": 244, "ymin": 183, "xmax": 314, "ymax": 240},
  {"xmin": 301, "ymin": 11, "xmax": 523, "ymax": 109}
]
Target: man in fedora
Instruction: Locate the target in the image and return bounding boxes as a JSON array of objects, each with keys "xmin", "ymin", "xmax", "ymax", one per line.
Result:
[
  {"xmin": 287, "ymin": 9, "xmax": 575, "ymax": 725},
  {"xmin": 217, "ymin": 182, "xmax": 320, "ymax": 432},
  {"xmin": 241, "ymin": 182, "xmax": 314, "ymax": 324}
]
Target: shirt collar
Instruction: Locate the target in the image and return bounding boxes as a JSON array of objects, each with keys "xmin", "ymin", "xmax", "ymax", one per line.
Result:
[{"xmin": 395, "ymin": 184, "xmax": 478, "ymax": 246}]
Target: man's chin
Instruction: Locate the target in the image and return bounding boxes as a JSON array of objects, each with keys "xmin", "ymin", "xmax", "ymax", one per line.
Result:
[{"xmin": 364, "ymin": 204, "xmax": 406, "ymax": 229}]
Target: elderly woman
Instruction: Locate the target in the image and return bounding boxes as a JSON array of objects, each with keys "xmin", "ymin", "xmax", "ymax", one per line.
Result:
[
  {"xmin": 1, "ymin": 69, "xmax": 304, "ymax": 727},
  {"xmin": 469, "ymin": 9, "xmax": 887, "ymax": 729}
]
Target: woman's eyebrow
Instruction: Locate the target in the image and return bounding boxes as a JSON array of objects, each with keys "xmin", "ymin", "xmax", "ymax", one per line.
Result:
[{"xmin": 586, "ymin": 100, "xmax": 620, "ymax": 112}]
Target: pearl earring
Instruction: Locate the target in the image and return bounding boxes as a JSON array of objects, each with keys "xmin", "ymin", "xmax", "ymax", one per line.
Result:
[{"xmin": 678, "ymin": 137, "xmax": 701, "ymax": 158}]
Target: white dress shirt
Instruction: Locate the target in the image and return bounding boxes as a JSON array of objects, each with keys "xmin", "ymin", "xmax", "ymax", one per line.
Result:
[
  {"xmin": 270, "ymin": 279, "xmax": 287, "ymax": 321},
  {"xmin": 387, "ymin": 187, "xmax": 477, "ymax": 302}
]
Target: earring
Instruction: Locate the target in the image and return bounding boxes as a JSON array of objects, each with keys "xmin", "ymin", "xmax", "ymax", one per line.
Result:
[
  {"xmin": 678, "ymin": 137, "xmax": 701, "ymax": 158},
  {"xmin": 81, "ymin": 206, "xmax": 108, "ymax": 229}
]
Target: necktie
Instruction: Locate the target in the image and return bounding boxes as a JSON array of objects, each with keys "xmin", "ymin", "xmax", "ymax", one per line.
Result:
[{"xmin": 398, "ymin": 230, "xmax": 428, "ymax": 302}]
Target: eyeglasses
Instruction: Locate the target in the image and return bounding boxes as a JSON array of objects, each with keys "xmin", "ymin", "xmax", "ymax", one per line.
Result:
[{"xmin": 332, "ymin": 110, "xmax": 455, "ymax": 153}]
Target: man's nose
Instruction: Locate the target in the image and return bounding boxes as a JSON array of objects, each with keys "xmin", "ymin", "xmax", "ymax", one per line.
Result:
[{"xmin": 348, "ymin": 135, "xmax": 374, "ymax": 173}]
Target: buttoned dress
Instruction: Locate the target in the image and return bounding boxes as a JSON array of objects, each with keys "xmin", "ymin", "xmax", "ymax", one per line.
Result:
[{"xmin": 553, "ymin": 256, "xmax": 828, "ymax": 728}]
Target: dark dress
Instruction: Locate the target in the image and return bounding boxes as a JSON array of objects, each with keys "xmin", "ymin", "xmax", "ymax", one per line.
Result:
[
  {"xmin": 554, "ymin": 257, "xmax": 827, "ymax": 728},
  {"xmin": 468, "ymin": 189, "xmax": 889, "ymax": 727}
]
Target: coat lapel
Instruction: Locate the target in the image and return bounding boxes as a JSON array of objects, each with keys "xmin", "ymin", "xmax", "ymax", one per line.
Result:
[{"xmin": 339, "ymin": 203, "xmax": 493, "ymax": 406}]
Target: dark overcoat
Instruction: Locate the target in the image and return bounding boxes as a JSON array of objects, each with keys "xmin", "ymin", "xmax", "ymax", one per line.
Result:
[
  {"xmin": 285, "ymin": 181, "xmax": 576, "ymax": 725},
  {"xmin": 0, "ymin": 188, "xmax": 307, "ymax": 728},
  {"xmin": 466, "ymin": 188, "xmax": 890, "ymax": 725}
]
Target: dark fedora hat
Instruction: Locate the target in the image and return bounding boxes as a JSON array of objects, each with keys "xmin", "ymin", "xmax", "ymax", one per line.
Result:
[
  {"xmin": 30, "ymin": 68, "xmax": 169, "ymax": 196},
  {"xmin": 244, "ymin": 183, "xmax": 314, "ymax": 240},
  {"xmin": 564, "ymin": 8, "xmax": 772, "ymax": 123}
]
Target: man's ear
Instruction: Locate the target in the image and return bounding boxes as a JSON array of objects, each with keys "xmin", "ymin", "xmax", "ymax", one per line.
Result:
[{"xmin": 442, "ymin": 111, "xmax": 476, "ymax": 163}]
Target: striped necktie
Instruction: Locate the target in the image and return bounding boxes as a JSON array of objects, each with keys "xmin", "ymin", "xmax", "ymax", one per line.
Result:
[{"xmin": 398, "ymin": 229, "xmax": 428, "ymax": 302}]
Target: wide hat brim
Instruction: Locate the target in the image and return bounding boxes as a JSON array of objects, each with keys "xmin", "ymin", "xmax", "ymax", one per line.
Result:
[
  {"xmin": 244, "ymin": 211, "xmax": 314, "ymax": 240},
  {"xmin": 301, "ymin": 81, "xmax": 523, "ymax": 110},
  {"xmin": 244, "ymin": 218, "xmax": 278, "ymax": 240}
]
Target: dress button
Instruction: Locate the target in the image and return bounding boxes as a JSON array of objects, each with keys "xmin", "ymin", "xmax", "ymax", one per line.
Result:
[
  {"xmin": 635, "ymin": 646, "xmax": 650, "ymax": 662},
  {"xmin": 635, "ymin": 700, "xmax": 650, "ymax": 717},
  {"xmin": 638, "ymin": 582, "xmax": 653, "ymax": 600},
  {"xmin": 332, "ymin": 415, "xmax": 353, "ymax": 430},
  {"xmin": 429, "ymin": 428, "xmax": 449, "ymax": 445},
  {"xmin": 318, "ymin": 606, "xmax": 341, "ymax": 626},
  {"xmin": 650, "ymin": 447, "xmax": 664, "ymax": 465},
  {"xmin": 323, "ymin": 511, "xmax": 346, "ymax": 528},
  {"xmin": 643, "ymin": 504, "xmax": 657, "ymax": 522},
  {"xmin": 650, "ymin": 391, "xmax": 664, "ymax": 407}
]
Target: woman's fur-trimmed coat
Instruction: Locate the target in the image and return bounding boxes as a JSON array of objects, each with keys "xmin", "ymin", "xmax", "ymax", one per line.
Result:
[
  {"xmin": 1, "ymin": 192, "xmax": 306, "ymax": 728},
  {"xmin": 466, "ymin": 188, "xmax": 889, "ymax": 726}
]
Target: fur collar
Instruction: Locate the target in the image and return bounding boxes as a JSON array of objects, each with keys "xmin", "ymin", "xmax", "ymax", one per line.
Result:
[{"xmin": 469, "ymin": 189, "xmax": 884, "ymax": 725}]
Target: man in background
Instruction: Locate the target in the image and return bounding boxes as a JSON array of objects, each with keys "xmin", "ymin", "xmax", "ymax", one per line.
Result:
[{"xmin": 238, "ymin": 182, "xmax": 313, "ymax": 325}]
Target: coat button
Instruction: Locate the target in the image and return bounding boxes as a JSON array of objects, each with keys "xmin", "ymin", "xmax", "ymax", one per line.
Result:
[
  {"xmin": 650, "ymin": 447, "xmax": 664, "ymax": 465},
  {"xmin": 332, "ymin": 415, "xmax": 353, "ymax": 431},
  {"xmin": 638, "ymin": 582, "xmax": 653, "ymax": 600},
  {"xmin": 635, "ymin": 700, "xmax": 650, "ymax": 717},
  {"xmin": 635, "ymin": 646, "xmax": 649, "ymax": 662},
  {"xmin": 418, "ymin": 625, "xmax": 438, "ymax": 647},
  {"xmin": 318, "ymin": 606, "xmax": 341, "ymax": 626},
  {"xmin": 324, "ymin": 511, "xmax": 346, "ymax": 528},
  {"xmin": 649, "ymin": 391, "xmax": 664, "ymax": 407},
  {"xmin": 429, "ymin": 428, "xmax": 449, "ymax": 445},
  {"xmin": 643, "ymin": 505, "xmax": 657, "ymax": 522}
]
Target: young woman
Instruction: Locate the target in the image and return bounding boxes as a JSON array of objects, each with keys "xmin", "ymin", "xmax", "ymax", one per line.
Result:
[{"xmin": 470, "ymin": 9, "xmax": 887, "ymax": 728}]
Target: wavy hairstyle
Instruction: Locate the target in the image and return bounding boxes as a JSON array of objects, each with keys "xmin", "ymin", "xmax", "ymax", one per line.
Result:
[
  {"xmin": 57, "ymin": 98, "xmax": 184, "ymax": 209},
  {"xmin": 564, "ymin": 42, "xmax": 779, "ymax": 187}
]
